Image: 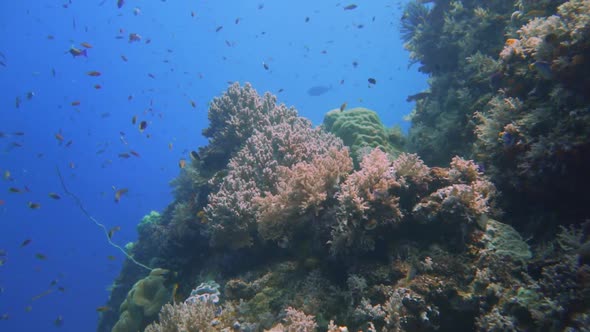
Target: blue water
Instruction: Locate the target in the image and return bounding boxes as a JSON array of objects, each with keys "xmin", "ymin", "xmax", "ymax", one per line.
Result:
[{"xmin": 0, "ymin": 1, "xmax": 425, "ymax": 330}]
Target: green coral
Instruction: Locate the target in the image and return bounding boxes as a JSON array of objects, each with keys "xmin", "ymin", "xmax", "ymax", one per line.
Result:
[
  {"xmin": 112, "ymin": 268, "xmax": 172, "ymax": 332},
  {"xmin": 138, "ymin": 211, "xmax": 162, "ymax": 234},
  {"xmin": 323, "ymin": 107, "xmax": 404, "ymax": 165}
]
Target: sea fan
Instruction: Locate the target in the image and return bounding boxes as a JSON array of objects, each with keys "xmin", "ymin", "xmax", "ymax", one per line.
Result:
[{"xmin": 400, "ymin": 0, "xmax": 431, "ymax": 42}]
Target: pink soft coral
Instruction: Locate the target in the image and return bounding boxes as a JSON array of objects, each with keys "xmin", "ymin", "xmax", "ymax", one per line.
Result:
[
  {"xmin": 256, "ymin": 148, "xmax": 353, "ymax": 243},
  {"xmin": 413, "ymin": 157, "xmax": 496, "ymax": 225},
  {"xmin": 205, "ymin": 117, "xmax": 346, "ymax": 249},
  {"xmin": 331, "ymin": 148, "xmax": 402, "ymax": 253}
]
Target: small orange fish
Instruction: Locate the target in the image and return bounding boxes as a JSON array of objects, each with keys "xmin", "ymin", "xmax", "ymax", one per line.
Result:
[
  {"xmin": 55, "ymin": 133, "xmax": 64, "ymax": 142},
  {"xmin": 81, "ymin": 42, "xmax": 93, "ymax": 49},
  {"xmin": 48, "ymin": 192, "xmax": 61, "ymax": 200},
  {"xmin": 130, "ymin": 150, "xmax": 140, "ymax": 158},
  {"xmin": 96, "ymin": 306, "xmax": 111, "ymax": 312},
  {"xmin": 71, "ymin": 101, "xmax": 81, "ymax": 106},
  {"xmin": 28, "ymin": 202, "xmax": 41, "ymax": 209},
  {"xmin": 108, "ymin": 226, "xmax": 121, "ymax": 239},
  {"xmin": 178, "ymin": 159, "xmax": 186, "ymax": 169},
  {"xmin": 94, "ymin": 84, "xmax": 102, "ymax": 89},
  {"xmin": 114, "ymin": 188, "xmax": 128, "ymax": 203},
  {"xmin": 87, "ymin": 71, "xmax": 101, "ymax": 77},
  {"xmin": 0, "ymin": 199, "xmax": 5, "ymax": 206},
  {"xmin": 138, "ymin": 121, "xmax": 148, "ymax": 132},
  {"xmin": 505, "ymin": 38, "xmax": 519, "ymax": 46}
]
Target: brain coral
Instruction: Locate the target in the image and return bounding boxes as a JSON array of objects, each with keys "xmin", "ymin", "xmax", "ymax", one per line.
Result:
[{"xmin": 323, "ymin": 107, "xmax": 403, "ymax": 165}]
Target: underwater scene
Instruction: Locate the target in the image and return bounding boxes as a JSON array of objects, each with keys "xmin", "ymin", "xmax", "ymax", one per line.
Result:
[{"xmin": 1, "ymin": 0, "xmax": 589, "ymax": 331}]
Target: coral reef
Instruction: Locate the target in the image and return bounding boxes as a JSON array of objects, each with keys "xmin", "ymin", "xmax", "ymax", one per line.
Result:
[
  {"xmin": 474, "ymin": 0, "xmax": 590, "ymax": 231},
  {"xmin": 99, "ymin": 75, "xmax": 590, "ymax": 332},
  {"xmin": 403, "ymin": 0, "xmax": 515, "ymax": 165}
]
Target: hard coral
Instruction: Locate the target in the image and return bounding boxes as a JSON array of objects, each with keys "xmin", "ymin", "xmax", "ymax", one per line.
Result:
[
  {"xmin": 266, "ymin": 307, "xmax": 318, "ymax": 332},
  {"xmin": 144, "ymin": 301, "xmax": 218, "ymax": 332},
  {"xmin": 201, "ymin": 82, "xmax": 298, "ymax": 169},
  {"xmin": 112, "ymin": 269, "xmax": 173, "ymax": 332},
  {"xmin": 323, "ymin": 107, "xmax": 404, "ymax": 166}
]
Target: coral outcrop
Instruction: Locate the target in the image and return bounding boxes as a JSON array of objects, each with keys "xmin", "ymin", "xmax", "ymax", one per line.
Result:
[{"xmin": 98, "ymin": 28, "xmax": 590, "ymax": 329}]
